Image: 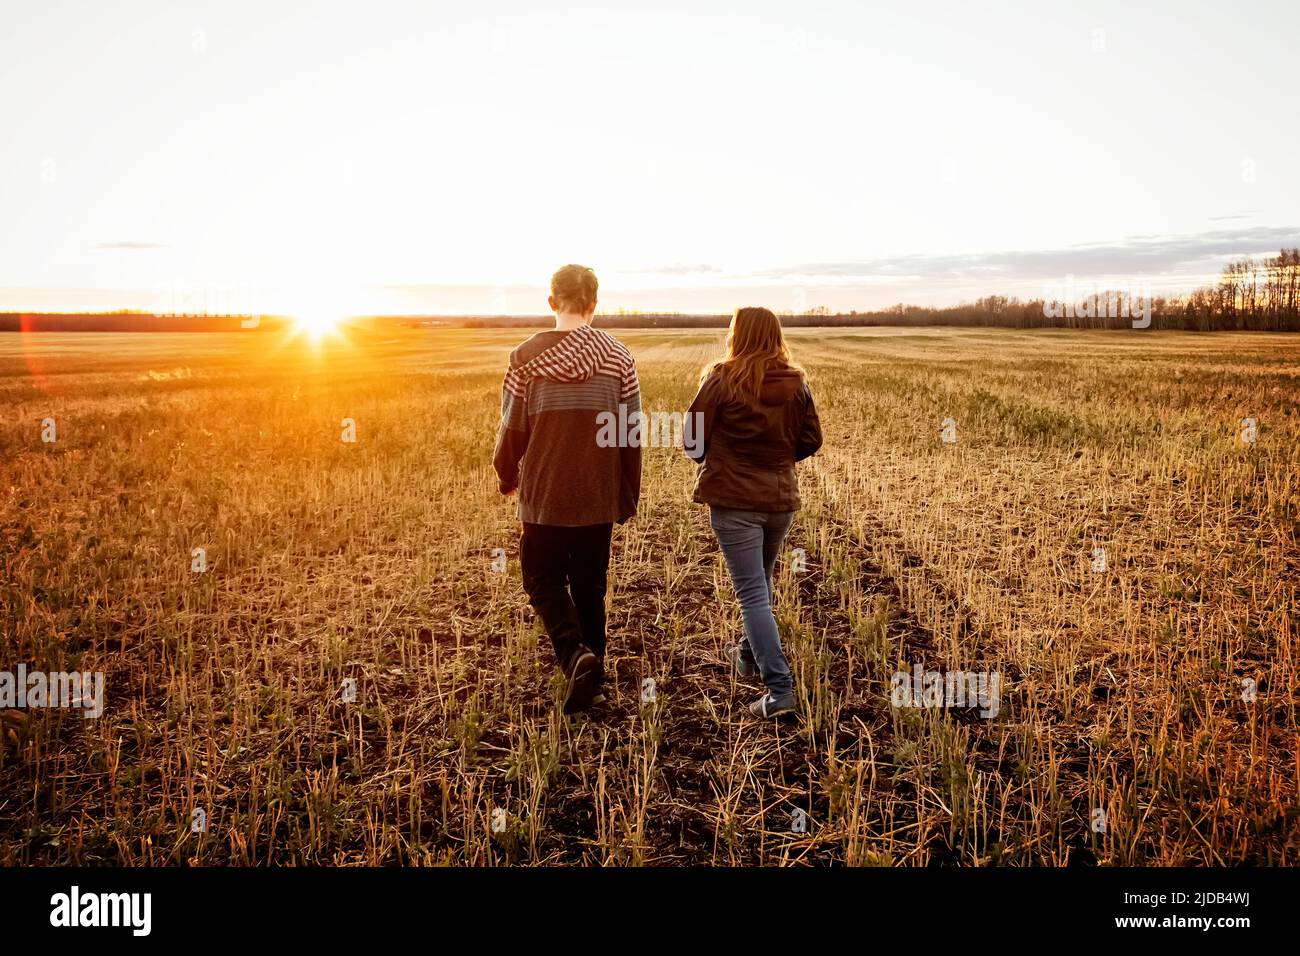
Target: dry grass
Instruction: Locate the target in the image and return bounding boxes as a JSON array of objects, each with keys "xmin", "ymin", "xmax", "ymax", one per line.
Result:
[{"xmin": 1, "ymin": 326, "xmax": 1296, "ymax": 865}]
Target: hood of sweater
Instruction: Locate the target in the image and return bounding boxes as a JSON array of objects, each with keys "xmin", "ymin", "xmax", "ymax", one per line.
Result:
[
  {"xmin": 757, "ymin": 365, "xmax": 805, "ymax": 406},
  {"xmin": 514, "ymin": 324, "xmax": 602, "ymax": 383}
]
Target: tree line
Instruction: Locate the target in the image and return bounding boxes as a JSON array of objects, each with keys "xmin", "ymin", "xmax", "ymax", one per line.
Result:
[
  {"xmin": 5, "ymin": 248, "xmax": 1298, "ymax": 332},
  {"xmin": 589, "ymin": 248, "xmax": 1300, "ymax": 331}
]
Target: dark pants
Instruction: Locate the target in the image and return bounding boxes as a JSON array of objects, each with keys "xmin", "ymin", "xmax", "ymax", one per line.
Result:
[{"xmin": 519, "ymin": 522, "xmax": 613, "ymax": 674}]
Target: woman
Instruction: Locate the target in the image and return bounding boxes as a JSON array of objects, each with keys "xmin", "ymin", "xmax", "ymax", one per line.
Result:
[{"xmin": 686, "ymin": 307, "xmax": 822, "ymax": 718}]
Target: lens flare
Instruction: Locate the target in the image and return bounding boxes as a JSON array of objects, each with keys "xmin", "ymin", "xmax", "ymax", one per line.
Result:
[{"xmin": 292, "ymin": 310, "xmax": 343, "ymax": 341}]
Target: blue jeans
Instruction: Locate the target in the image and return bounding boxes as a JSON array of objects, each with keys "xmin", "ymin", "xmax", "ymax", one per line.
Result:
[{"xmin": 709, "ymin": 506, "xmax": 795, "ymax": 698}]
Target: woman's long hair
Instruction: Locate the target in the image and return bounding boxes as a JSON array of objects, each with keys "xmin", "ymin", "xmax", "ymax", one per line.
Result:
[{"xmin": 701, "ymin": 306, "xmax": 804, "ymax": 401}]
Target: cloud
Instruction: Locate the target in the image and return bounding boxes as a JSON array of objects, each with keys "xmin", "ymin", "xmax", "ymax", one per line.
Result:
[
  {"xmin": 622, "ymin": 263, "xmax": 722, "ymax": 276},
  {"xmin": 753, "ymin": 226, "xmax": 1300, "ymax": 282},
  {"xmin": 381, "ymin": 281, "xmax": 538, "ymax": 295},
  {"xmin": 93, "ymin": 241, "xmax": 167, "ymax": 251}
]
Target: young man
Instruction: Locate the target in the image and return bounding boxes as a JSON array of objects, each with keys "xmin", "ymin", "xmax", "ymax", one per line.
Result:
[{"xmin": 493, "ymin": 264, "xmax": 641, "ymax": 714}]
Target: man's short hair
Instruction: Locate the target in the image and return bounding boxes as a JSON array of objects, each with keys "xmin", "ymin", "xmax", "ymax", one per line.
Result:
[{"xmin": 551, "ymin": 264, "xmax": 598, "ymax": 315}]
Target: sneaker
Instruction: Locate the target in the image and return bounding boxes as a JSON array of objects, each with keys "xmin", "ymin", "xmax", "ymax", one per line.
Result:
[
  {"xmin": 563, "ymin": 646, "xmax": 600, "ymax": 715},
  {"xmin": 748, "ymin": 691, "xmax": 797, "ymax": 718},
  {"xmin": 724, "ymin": 643, "xmax": 757, "ymax": 678}
]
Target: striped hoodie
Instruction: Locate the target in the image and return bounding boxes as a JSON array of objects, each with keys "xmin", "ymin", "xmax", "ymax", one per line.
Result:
[{"xmin": 493, "ymin": 324, "xmax": 642, "ymax": 526}]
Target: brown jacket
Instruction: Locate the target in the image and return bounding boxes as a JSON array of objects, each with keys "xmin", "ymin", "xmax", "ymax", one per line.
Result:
[{"xmin": 685, "ymin": 364, "xmax": 822, "ymax": 511}]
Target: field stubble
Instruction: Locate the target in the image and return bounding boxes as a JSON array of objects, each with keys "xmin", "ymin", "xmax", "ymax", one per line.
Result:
[{"xmin": 0, "ymin": 327, "xmax": 1296, "ymax": 865}]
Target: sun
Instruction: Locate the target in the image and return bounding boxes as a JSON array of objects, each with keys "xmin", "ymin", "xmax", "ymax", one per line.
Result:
[
  {"xmin": 282, "ymin": 282, "xmax": 363, "ymax": 343},
  {"xmin": 292, "ymin": 310, "xmax": 343, "ymax": 341}
]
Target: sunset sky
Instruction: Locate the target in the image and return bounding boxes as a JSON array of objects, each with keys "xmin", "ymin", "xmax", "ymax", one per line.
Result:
[{"xmin": 2, "ymin": 0, "xmax": 1297, "ymax": 317}]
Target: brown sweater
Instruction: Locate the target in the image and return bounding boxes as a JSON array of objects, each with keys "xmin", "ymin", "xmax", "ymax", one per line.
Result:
[
  {"xmin": 493, "ymin": 326, "xmax": 642, "ymax": 526},
  {"xmin": 685, "ymin": 365, "xmax": 822, "ymax": 511}
]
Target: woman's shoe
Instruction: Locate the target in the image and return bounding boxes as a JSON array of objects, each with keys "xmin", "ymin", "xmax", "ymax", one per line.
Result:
[
  {"xmin": 725, "ymin": 643, "xmax": 757, "ymax": 677},
  {"xmin": 748, "ymin": 692, "xmax": 796, "ymax": 718}
]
